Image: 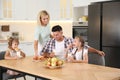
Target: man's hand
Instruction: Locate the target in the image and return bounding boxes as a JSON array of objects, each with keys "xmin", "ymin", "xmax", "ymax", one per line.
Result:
[
  {"xmin": 88, "ymin": 47, "xmax": 105, "ymax": 56},
  {"xmin": 97, "ymin": 50, "xmax": 105, "ymax": 56},
  {"xmin": 50, "ymin": 52, "xmax": 55, "ymax": 58}
]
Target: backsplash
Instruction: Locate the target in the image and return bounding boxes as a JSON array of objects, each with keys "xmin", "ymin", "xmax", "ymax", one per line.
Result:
[{"xmin": 0, "ymin": 21, "xmax": 72, "ymax": 42}]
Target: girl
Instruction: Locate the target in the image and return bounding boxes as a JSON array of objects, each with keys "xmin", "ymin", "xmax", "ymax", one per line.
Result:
[
  {"xmin": 4, "ymin": 37, "xmax": 26, "ymax": 75},
  {"xmin": 66, "ymin": 36, "xmax": 88, "ymax": 63},
  {"xmin": 34, "ymin": 10, "xmax": 51, "ymax": 57}
]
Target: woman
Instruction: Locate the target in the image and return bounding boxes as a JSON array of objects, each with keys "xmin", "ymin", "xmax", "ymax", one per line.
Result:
[{"xmin": 34, "ymin": 10, "xmax": 51, "ymax": 57}]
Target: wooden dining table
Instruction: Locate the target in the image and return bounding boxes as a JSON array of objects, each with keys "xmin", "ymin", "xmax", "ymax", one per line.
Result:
[{"xmin": 0, "ymin": 56, "xmax": 120, "ymax": 80}]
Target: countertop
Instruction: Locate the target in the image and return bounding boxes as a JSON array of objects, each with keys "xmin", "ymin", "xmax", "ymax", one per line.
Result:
[{"xmin": 0, "ymin": 40, "xmax": 33, "ymax": 45}]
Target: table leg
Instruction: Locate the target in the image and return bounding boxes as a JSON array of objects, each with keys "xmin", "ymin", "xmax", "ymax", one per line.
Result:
[{"xmin": 0, "ymin": 66, "xmax": 3, "ymax": 80}]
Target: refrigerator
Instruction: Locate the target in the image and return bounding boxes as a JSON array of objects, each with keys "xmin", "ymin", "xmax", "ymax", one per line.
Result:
[{"xmin": 88, "ymin": 1, "xmax": 120, "ymax": 68}]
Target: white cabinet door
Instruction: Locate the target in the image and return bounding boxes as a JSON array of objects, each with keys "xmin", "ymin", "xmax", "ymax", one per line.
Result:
[
  {"xmin": 13, "ymin": 0, "xmax": 48, "ymax": 20},
  {"xmin": 73, "ymin": 0, "xmax": 90, "ymax": 7},
  {"xmin": 1, "ymin": 0, "xmax": 47, "ymax": 20},
  {"xmin": 0, "ymin": 0, "xmax": 13, "ymax": 20},
  {"xmin": 73, "ymin": 0, "xmax": 109, "ymax": 7},
  {"xmin": 47, "ymin": 0, "xmax": 73, "ymax": 20},
  {"xmin": 19, "ymin": 42, "xmax": 34, "ymax": 56},
  {"xmin": 0, "ymin": 44, "xmax": 8, "ymax": 52},
  {"xmin": 47, "ymin": 0, "xmax": 61, "ymax": 20},
  {"xmin": 0, "ymin": 0, "xmax": 2, "ymax": 19},
  {"xmin": 0, "ymin": 42, "xmax": 34, "ymax": 56},
  {"xmin": 12, "ymin": 0, "xmax": 27, "ymax": 20},
  {"xmin": 26, "ymin": 0, "xmax": 47, "ymax": 20}
]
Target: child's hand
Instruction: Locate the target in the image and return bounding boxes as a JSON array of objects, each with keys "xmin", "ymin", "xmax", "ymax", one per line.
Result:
[
  {"xmin": 67, "ymin": 56, "xmax": 74, "ymax": 62},
  {"xmin": 16, "ymin": 51, "xmax": 22, "ymax": 58},
  {"xmin": 67, "ymin": 44, "xmax": 74, "ymax": 50},
  {"xmin": 13, "ymin": 56, "xmax": 19, "ymax": 60}
]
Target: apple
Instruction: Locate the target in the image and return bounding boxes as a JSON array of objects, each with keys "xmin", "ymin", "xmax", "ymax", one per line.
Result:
[
  {"xmin": 47, "ymin": 62, "xmax": 51, "ymax": 66},
  {"xmin": 57, "ymin": 60, "xmax": 63, "ymax": 66},
  {"xmin": 51, "ymin": 57, "xmax": 58, "ymax": 63},
  {"xmin": 51, "ymin": 62, "xmax": 56, "ymax": 67}
]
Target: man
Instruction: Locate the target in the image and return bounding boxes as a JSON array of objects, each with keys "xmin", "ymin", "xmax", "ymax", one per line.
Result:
[{"xmin": 41, "ymin": 25, "xmax": 105, "ymax": 59}]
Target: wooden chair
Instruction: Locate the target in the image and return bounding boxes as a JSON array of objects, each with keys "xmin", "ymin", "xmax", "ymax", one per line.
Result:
[{"xmin": 0, "ymin": 51, "xmax": 26, "ymax": 80}]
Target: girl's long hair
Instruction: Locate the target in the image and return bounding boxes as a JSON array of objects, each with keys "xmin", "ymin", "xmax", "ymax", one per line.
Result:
[
  {"xmin": 75, "ymin": 36, "xmax": 85, "ymax": 47},
  {"xmin": 8, "ymin": 37, "xmax": 19, "ymax": 50}
]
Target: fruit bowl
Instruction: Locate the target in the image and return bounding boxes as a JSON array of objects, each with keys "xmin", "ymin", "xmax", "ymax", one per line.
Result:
[
  {"xmin": 46, "ymin": 65, "xmax": 63, "ymax": 69},
  {"xmin": 45, "ymin": 57, "xmax": 64, "ymax": 69}
]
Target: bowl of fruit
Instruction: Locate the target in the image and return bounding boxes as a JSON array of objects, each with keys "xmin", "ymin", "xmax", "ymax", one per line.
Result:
[{"xmin": 45, "ymin": 57, "xmax": 64, "ymax": 69}]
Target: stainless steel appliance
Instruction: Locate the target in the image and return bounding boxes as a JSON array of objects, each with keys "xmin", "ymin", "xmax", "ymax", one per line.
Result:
[
  {"xmin": 73, "ymin": 22, "xmax": 88, "ymax": 42},
  {"xmin": 88, "ymin": 1, "xmax": 120, "ymax": 68}
]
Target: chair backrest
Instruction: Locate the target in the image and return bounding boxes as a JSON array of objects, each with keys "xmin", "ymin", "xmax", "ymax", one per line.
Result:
[
  {"xmin": 0, "ymin": 51, "xmax": 26, "ymax": 80},
  {"xmin": 0, "ymin": 51, "xmax": 6, "ymax": 60},
  {"xmin": 88, "ymin": 53, "xmax": 105, "ymax": 66}
]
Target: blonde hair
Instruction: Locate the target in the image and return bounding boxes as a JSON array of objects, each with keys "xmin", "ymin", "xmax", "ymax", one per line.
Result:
[
  {"xmin": 37, "ymin": 10, "xmax": 50, "ymax": 25},
  {"xmin": 75, "ymin": 36, "xmax": 85, "ymax": 47}
]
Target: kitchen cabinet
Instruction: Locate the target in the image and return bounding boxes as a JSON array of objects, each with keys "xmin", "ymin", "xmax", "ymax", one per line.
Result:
[
  {"xmin": 0, "ymin": 0, "xmax": 13, "ymax": 20},
  {"xmin": 73, "ymin": 0, "xmax": 90, "ymax": 7},
  {"xmin": 72, "ymin": 0, "xmax": 108, "ymax": 21},
  {"xmin": 12, "ymin": 0, "xmax": 27, "ymax": 20},
  {"xmin": 0, "ymin": 0, "xmax": 27, "ymax": 20},
  {"xmin": 0, "ymin": 43, "xmax": 8, "ymax": 52},
  {"xmin": 73, "ymin": 6, "xmax": 88, "ymax": 21},
  {"xmin": 47, "ymin": 0, "xmax": 73, "ymax": 20},
  {"xmin": 0, "ymin": 0, "xmax": 2, "ymax": 19},
  {"xmin": 0, "ymin": 0, "xmax": 72, "ymax": 20},
  {"xmin": 0, "ymin": 0, "xmax": 47, "ymax": 20},
  {"xmin": 12, "ymin": 0, "xmax": 47, "ymax": 20},
  {"xmin": 0, "ymin": 42, "xmax": 34, "ymax": 56},
  {"xmin": 19, "ymin": 42, "xmax": 34, "ymax": 56},
  {"xmin": 73, "ymin": 0, "xmax": 109, "ymax": 7}
]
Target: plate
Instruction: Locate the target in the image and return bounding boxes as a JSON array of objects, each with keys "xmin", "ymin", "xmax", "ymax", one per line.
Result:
[{"xmin": 46, "ymin": 65, "xmax": 63, "ymax": 69}]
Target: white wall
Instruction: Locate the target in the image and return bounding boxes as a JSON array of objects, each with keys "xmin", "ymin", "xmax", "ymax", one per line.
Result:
[
  {"xmin": 0, "ymin": 21, "xmax": 72, "ymax": 41},
  {"xmin": 50, "ymin": 21, "xmax": 72, "ymax": 38}
]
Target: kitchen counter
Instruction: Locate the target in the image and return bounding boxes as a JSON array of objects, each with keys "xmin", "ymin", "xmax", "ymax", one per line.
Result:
[
  {"xmin": 0, "ymin": 40, "xmax": 33, "ymax": 45},
  {"xmin": 0, "ymin": 40, "xmax": 8, "ymax": 42},
  {"xmin": 0, "ymin": 41, "xmax": 34, "ymax": 56}
]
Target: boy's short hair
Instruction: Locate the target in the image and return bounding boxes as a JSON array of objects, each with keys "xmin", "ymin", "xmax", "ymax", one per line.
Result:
[{"xmin": 52, "ymin": 25, "xmax": 62, "ymax": 32}]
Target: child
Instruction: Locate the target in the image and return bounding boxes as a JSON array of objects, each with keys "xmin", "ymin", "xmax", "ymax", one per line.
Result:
[
  {"xmin": 66, "ymin": 36, "xmax": 88, "ymax": 63},
  {"xmin": 4, "ymin": 37, "xmax": 26, "ymax": 75},
  {"xmin": 34, "ymin": 10, "xmax": 51, "ymax": 58}
]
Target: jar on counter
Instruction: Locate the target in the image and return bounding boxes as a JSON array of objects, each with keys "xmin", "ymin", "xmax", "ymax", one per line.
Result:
[{"xmin": 81, "ymin": 16, "xmax": 88, "ymax": 22}]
